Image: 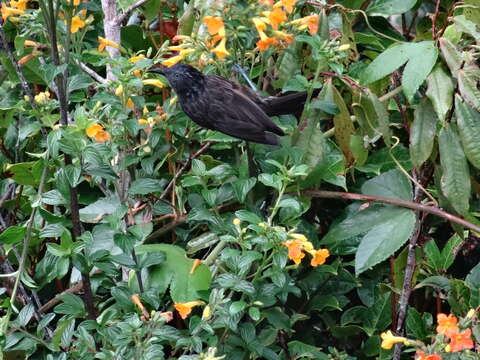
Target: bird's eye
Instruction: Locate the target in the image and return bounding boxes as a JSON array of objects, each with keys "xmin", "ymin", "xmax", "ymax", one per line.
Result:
[{"xmin": 175, "ymin": 73, "xmax": 179, "ymax": 78}]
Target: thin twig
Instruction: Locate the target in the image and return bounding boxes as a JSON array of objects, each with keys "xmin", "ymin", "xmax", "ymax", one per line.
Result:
[
  {"xmin": 116, "ymin": 0, "xmax": 151, "ymax": 26},
  {"xmin": 78, "ymin": 61, "xmax": 107, "ymax": 84},
  {"xmin": 302, "ymin": 190, "xmax": 480, "ymax": 233},
  {"xmin": 159, "ymin": 142, "xmax": 213, "ymax": 201},
  {"xmin": 432, "ymin": 0, "xmax": 442, "ymax": 41}
]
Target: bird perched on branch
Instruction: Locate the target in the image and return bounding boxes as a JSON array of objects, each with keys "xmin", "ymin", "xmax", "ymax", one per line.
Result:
[{"xmin": 149, "ymin": 64, "xmax": 315, "ymax": 145}]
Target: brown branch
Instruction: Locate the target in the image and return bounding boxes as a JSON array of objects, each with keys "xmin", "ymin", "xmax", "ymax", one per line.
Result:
[
  {"xmin": 432, "ymin": 0, "xmax": 442, "ymax": 41},
  {"xmin": 159, "ymin": 142, "xmax": 213, "ymax": 201},
  {"xmin": 116, "ymin": 0, "xmax": 151, "ymax": 26},
  {"xmin": 319, "ymin": 72, "xmax": 368, "ymax": 91},
  {"xmin": 302, "ymin": 190, "xmax": 480, "ymax": 233}
]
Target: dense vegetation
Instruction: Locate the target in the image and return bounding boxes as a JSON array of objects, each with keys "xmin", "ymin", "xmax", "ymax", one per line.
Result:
[{"xmin": 1, "ymin": 0, "xmax": 480, "ymax": 359}]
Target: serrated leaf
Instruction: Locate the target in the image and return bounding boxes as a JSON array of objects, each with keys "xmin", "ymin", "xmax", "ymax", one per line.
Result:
[
  {"xmin": 439, "ymin": 38, "xmax": 462, "ymax": 76},
  {"xmin": 438, "ymin": 124, "xmax": 471, "ymax": 214},
  {"xmin": 458, "ymin": 68, "xmax": 480, "ymax": 112},
  {"xmin": 361, "ymin": 169, "xmax": 412, "ymax": 201},
  {"xmin": 129, "ymin": 178, "xmax": 165, "ymax": 195},
  {"xmin": 0, "ymin": 226, "xmax": 26, "ymax": 244},
  {"xmin": 426, "ymin": 65, "xmax": 453, "ymax": 122},
  {"xmin": 455, "ymin": 95, "xmax": 480, "ymax": 169},
  {"xmin": 331, "ymin": 82, "xmax": 354, "ymax": 164},
  {"xmin": 410, "ymin": 98, "xmax": 438, "ymax": 167}
]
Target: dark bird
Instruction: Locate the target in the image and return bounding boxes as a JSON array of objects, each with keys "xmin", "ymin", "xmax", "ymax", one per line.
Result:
[{"xmin": 149, "ymin": 63, "xmax": 315, "ymax": 145}]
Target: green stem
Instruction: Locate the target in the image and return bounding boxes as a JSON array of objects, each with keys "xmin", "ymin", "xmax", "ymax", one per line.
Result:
[{"xmin": 267, "ymin": 183, "xmax": 286, "ymax": 226}]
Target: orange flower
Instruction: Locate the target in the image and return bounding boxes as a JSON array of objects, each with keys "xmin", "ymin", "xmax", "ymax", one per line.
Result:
[
  {"xmin": 212, "ymin": 37, "xmax": 229, "ymax": 58},
  {"xmin": 174, "ymin": 301, "xmax": 205, "ymax": 319},
  {"xmin": 162, "ymin": 55, "xmax": 184, "ymax": 67},
  {"xmin": 304, "ymin": 14, "xmax": 319, "ymax": 35},
  {"xmin": 95, "ymin": 130, "xmax": 110, "ymax": 142},
  {"xmin": 256, "ymin": 36, "xmax": 278, "ymax": 51},
  {"xmin": 280, "ymin": 0, "xmax": 298, "ymax": 13},
  {"xmin": 70, "ymin": 16, "xmax": 86, "ymax": 33},
  {"xmin": 10, "ymin": 0, "xmax": 27, "ymax": 10},
  {"xmin": 265, "ymin": 7, "xmax": 286, "ymax": 30},
  {"xmin": 85, "ymin": 124, "xmax": 103, "ymax": 137},
  {"xmin": 416, "ymin": 351, "xmax": 442, "ymax": 360},
  {"xmin": 380, "ymin": 330, "xmax": 407, "ymax": 350},
  {"xmin": 98, "ymin": 36, "xmax": 120, "ymax": 51},
  {"xmin": 1, "ymin": 4, "xmax": 23, "ymax": 20},
  {"xmin": 283, "ymin": 239, "xmax": 305, "ymax": 264},
  {"xmin": 273, "ymin": 30, "xmax": 294, "ymax": 44},
  {"xmin": 448, "ymin": 329, "xmax": 474, "ymax": 352},
  {"xmin": 310, "ymin": 249, "xmax": 330, "ymax": 267},
  {"xmin": 203, "ymin": 16, "xmax": 225, "ymax": 37},
  {"xmin": 252, "ymin": 17, "xmax": 267, "ymax": 33},
  {"xmin": 126, "ymin": 98, "xmax": 134, "ymax": 109},
  {"xmin": 436, "ymin": 313, "xmax": 459, "ymax": 337}
]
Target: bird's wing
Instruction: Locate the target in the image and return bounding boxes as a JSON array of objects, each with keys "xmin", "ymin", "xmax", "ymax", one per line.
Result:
[{"xmin": 205, "ymin": 75, "xmax": 285, "ymax": 139}]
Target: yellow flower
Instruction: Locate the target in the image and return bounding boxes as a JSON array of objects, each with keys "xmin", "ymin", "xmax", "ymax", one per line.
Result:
[
  {"xmin": 203, "ymin": 16, "xmax": 225, "ymax": 36},
  {"xmin": 467, "ymin": 309, "xmax": 476, "ymax": 318},
  {"xmin": 1, "ymin": 4, "xmax": 24, "ymax": 20},
  {"xmin": 310, "ymin": 249, "xmax": 330, "ymax": 267},
  {"xmin": 252, "ymin": 17, "xmax": 267, "ymax": 33},
  {"xmin": 279, "ymin": 0, "xmax": 298, "ymax": 13},
  {"xmin": 179, "ymin": 48, "xmax": 195, "ymax": 57},
  {"xmin": 129, "ymin": 55, "xmax": 146, "ymax": 63},
  {"xmin": 143, "ymin": 106, "xmax": 148, "ymax": 115},
  {"xmin": 202, "ymin": 305, "xmax": 212, "ymax": 319},
  {"xmin": 162, "ymin": 55, "xmax": 184, "ymax": 67},
  {"xmin": 169, "ymin": 96, "xmax": 177, "ymax": 105},
  {"xmin": 34, "ymin": 90, "xmax": 50, "ymax": 104},
  {"xmin": 265, "ymin": 7, "xmax": 286, "ymax": 30},
  {"xmin": 168, "ymin": 45, "xmax": 188, "ymax": 51},
  {"xmin": 233, "ymin": 218, "xmax": 241, "ymax": 226},
  {"xmin": 289, "ymin": 233, "xmax": 308, "ymax": 242},
  {"xmin": 70, "ymin": 16, "xmax": 86, "ymax": 33},
  {"xmin": 174, "ymin": 301, "xmax": 205, "ymax": 319},
  {"xmin": 126, "ymin": 98, "xmax": 134, "ymax": 109},
  {"xmin": 258, "ymin": 222, "xmax": 266, "ymax": 228},
  {"xmin": 115, "ymin": 84, "xmax": 123, "ymax": 96},
  {"xmin": 142, "ymin": 79, "xmax": 164, "ymax": 89},
  {"xmin": 380, "ymin": 330, "xmax": 407, "ymax": 350},
  {"xmin": 338, "ymin": 44, "xmax": 351, "ymax": 51},
  {"xmin": 24, "ymin": 40, "xmax": 39, "ymax": 47},
  {"xmin": 138, "ymin": 119, "xmax": 148, "ymax": 126},
  {"xmin": 98, "ymin": 36, "xmax": 120, "ymax": 51},
  {"xmin": 212, "ymin": 37, "xmax": 229, "ymax": 58},
  {"xmin": 10, "ymin": 0, "xmax": 28, "ymax": 11},
  {"xmin": 94, "ymin": 129, "xmax": 110, "ymax": 142}
]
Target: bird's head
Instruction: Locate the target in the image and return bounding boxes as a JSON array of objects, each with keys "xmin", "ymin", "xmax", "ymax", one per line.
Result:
[{"xmin": 148, "ymin": 63, "xmax": 204, "ymax": 93}]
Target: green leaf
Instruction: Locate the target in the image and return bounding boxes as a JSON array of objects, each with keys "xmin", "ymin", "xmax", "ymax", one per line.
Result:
[
  {"xmin": 362, "ymin": 42, "xmax": 438, "ymax": 101},
  {"xmin": 366, "ymin": 0, "xmax": 417, "ymax": 16},
  {"xmin": 288, "ymin": 341, "xmax": 329, "ymax": 360},
  {"xmin": 17, "ymin": 303, "xmax": 35, "ymax": 327},
  {"xmin": 258, "ymin": 173, "xmax": 283, "ymax": 192},
  {"xmin": 5, "ymin": 160, "xmax": 44, "ymax": 187},
  {"xmin": 439, "ymin": 38, "xmax": 462, "ymax": 76},
  {"xmin": 331, "ymin": 82, "xmax": 354, "ymax": 164},
  {"xmin": 294, "ymin": 115, "xmax": 325, "ymax": 168},
  {"xmin": 426, "ymin": 65, "xmax": 454, "ymax": 122},
  {"xmin": 129, "ymin": 178, "xmax": 165, "ymax": 195},
  {"xmin": 355, "ymin": 207, "xmax": 416, "ymax": 275},
  {"xmin": 231, "ymin": 178, "xmax": 256, "ymax": 203},
  {"xmin": 79, "ymin": 196, "xmax": 122, "ymax": 222},
  {"xmin": 458, "ymin": 68, "xmax": 480, "ymax": 112},
  {"xmin": 406, "ymin": 308, "xmax": 430, "ymax": 341},
  {"xmin": 361, "ymin": 169, "xmax": 412, "ymax": 201},
  {"xmin": 235, "ymin": 210, "xmax": 262, "ymax": 224},
  {"xmin": 67, "ymin": 74, "xmax": 92, "ymax": 94},
  {"xmin": 438, "ymin": 124, "xmax": 471, "ymax": 214},
  {"xmin": 410, "ymin": 98, "xmax": 438, "ymax": 168},
  {"xmin": 453, "ymin": 15, "xmax": 480, "ymax": 41},
  {"xmin": 54, "ymin": 293, "xmax": 85, "ymax": 316},
  {"xmin": 136, "ymin": 244, "xmax": 211, "ymax": 302},
  {"xmin": 0, "ymin": 226, "xmax": 26, "ymax": 245},
  {"xmin": 455, "ymin": 95, "xmax": 480, "ymax": 169}
]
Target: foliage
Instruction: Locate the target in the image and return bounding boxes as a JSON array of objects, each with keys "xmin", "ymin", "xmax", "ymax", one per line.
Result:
[{"xmin": 0, "ymin": 0, "xmax": 480, "ymax": 359}]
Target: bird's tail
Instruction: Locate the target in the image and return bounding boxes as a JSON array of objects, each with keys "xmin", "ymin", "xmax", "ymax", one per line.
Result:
[{"xmin": 262, "ymin": 88, "xmax": 321, "ymax": 117}]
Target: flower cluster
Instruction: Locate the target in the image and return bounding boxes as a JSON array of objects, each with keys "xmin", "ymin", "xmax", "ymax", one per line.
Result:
[
  {"xmin": 282, "ymin": 233, "xmax": 329, "ymax": 267},
  {"xmin": 1, "ymin": 0, "xmax": 27, "ymax": 22},
  {"xmin": 380, "ymin": 311, "xmax": 476, "ymax": 358}
]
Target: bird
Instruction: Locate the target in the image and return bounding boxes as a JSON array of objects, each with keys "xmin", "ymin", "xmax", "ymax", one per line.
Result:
[{"xmin": 148, "ymin": 63, "xmax": 315, "ymax": 145}]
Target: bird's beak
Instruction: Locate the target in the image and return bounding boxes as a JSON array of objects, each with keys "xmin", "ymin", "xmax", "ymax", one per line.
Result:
[{"xmin": 148, "ymin": 67, "xmax": 166, "ymax": 75}]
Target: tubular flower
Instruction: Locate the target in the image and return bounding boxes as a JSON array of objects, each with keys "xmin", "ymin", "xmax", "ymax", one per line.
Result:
[
  {"xmin": 264, "ymin": 7, "xmax": 286, "ymax": 30},
  {"xmin": 273, "ymin": 30, "xmax": 294, "ymax": 45},
  {"xmin": 126, "ymin": 98, "xmax": 134, "ymax": 109},
  {"xmin": 10, "ymin": 0, "xmax": 27, "ymax": 10},
  {"xmin": 190, "ymin": 259, "xmax": 202, "ymax": 274},
  {"xmin": 142, "ymin": 79, "xmax": 164, "ymax": 88},
  {"xmin": 252, "ymin": 17, "xmax": 267, "ymax": 33},
  {"xmin": 138, "ymin": 119, "xmax": 148, "ymax": 126},
  {"xmin": 447, "ymin": 329, "xmax": 474, "ymax": 352},
  {"xmin": 1, "ymin": 4, "xmax": 24, "ymax": 20},
  {"xmin": 203, "ymin": 16, "xmax": 225, "ymax": 37},
  {"xmin": 289, "ymin": 233, "xmax": 308, "ymax": 242},
  {"xmin": 279, "ymin": 0, "xmax": 298, "ymax": 13},
  {"xmin": 129, "ymin": 54, "xmax": 146, "ymax": 63},
  {"xmin": 70, "ymin": 16, "xmax": 86, "ymax": 33},
  {"xmin": 162, "ymin": 55, "xmax": 184, "ymax": 67},
  {"xmin": 436, "ymin": 313, "xmax": 459, "ymax": 337},
  {"xmin": 24, "ymin": 40, "xmax": 40, "ymax": 47},
  {"xmin": 212, "ymin": 37, "xmax": 229, "ymax": 58},
  {"xmin": 174, "ymin": 301, "xmax": 205, "ymax": 319},
  {"xmin": 380, "ymin": 330, "xmax": 407, "ymax": 350},
  {"xmin": 94, "ymin": 129, "xmax": 111, "ymax": 142},
  {"xmin": 310, "ymin": 249, "xmax": 330, "ymax": 267},
  {"xmin": 338, "ymin": 44, "xmax": 351, "ymax": 51},
  {"xmin": 98, "ymin": 36, "xmax": 120, "ymax": 51},
  {"xmin": 415, "ymin": 351, "xmax": 442, "ymax": 360},
  {"xmin": 283, "ymin": 239, "xmax": 305, "ymax": 264},
  {"xmin": 202, "ymin": 305, "xmax": 211, "ymax": 319},
  {"xmin": 86, "ymin": 124, "xmax": 110, "ymax": 142},
  {"xmin": 256, "ymin": 36, "xmax": 277, "ymax": 51}
]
